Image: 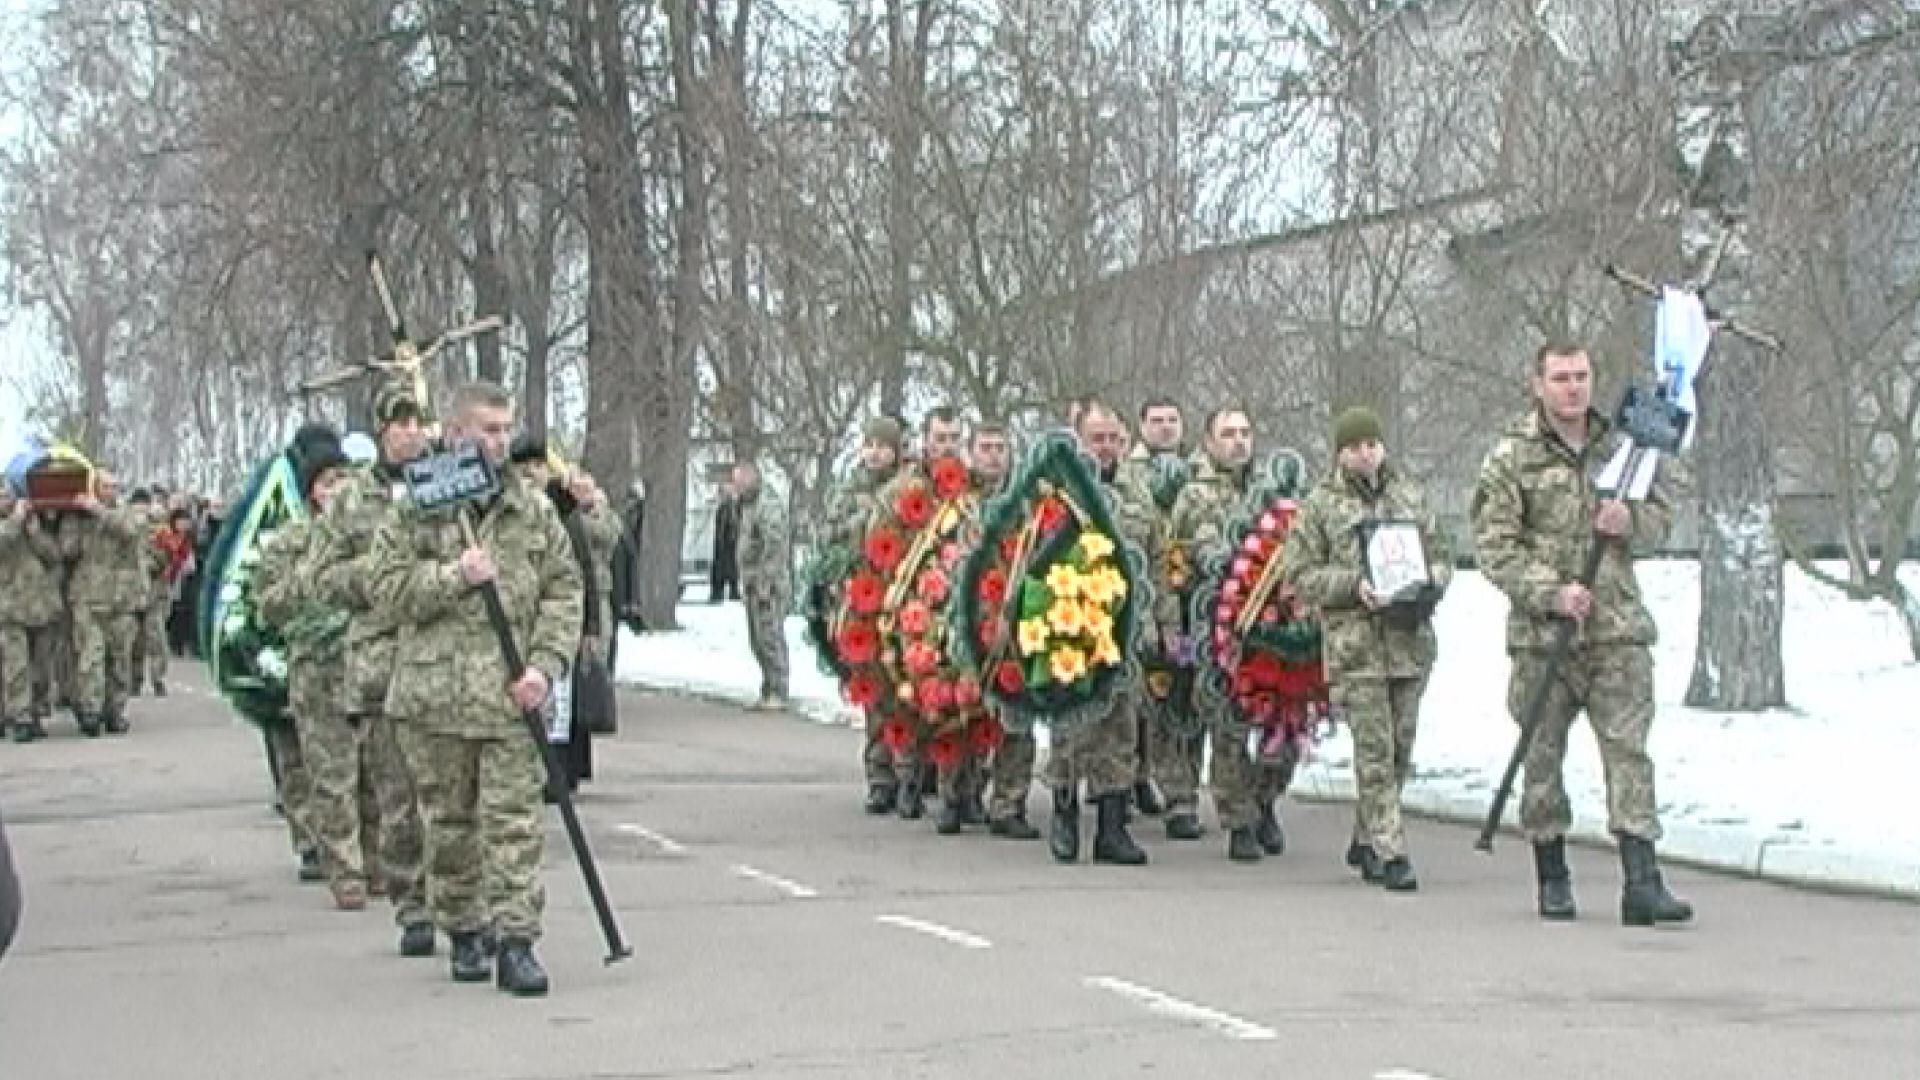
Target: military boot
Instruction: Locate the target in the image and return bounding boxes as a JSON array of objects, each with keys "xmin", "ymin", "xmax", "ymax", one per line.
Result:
[
  {"xmin": 1092, "ymin": 793, "xmax": 1148, "ymax": 865},
  {"xmin": 103, "ymin": 710, "xmax": 130, "ymax": 736},
  {"xmin": 896, "ymin": 778, "xmax": 925, "ymax": 820},
  {"xmin": 1532, "ymin": 838, "xmax": 1577, "ymax": 921},
  {"xmin": 863, "ymin": 784, "xmax": 898, "ymax": 815},
  {"xmin": 935, "ymin": 799, "xmax": 964, "ymax": 835},
  {"xmin": 1049, "ymin": 786, "xmax": 1081, "ymax": 863},
  {"xmin": 10, "ymin": 718, "xmax": 45, "ymax": 743},
  {"xmin": 1255, "ymin": 800, "xmax": 1286, "ymax": 856},
  {"xmin": 1227, "ymin": 826, "xmax": 1263, "ymax": 862},
  {"xmin": 449, "ymin": 932, "xmax": 491, "ymax": 983},
  {"xmin": 1164, "ymin": 811, "xmax": 1204, "ymax": 841},
  {"xmin": 1345, "ymin": 840, "xmax": 1384, "ymax": 883},
  {"xmin": 297, "ymin": 849, "xmax": 326, "ymax": 883},
  {"xmin": 495, "ymin": 938, "xmax": 550, "ymax": 996},
  {"xmin": 990, "ymin": 813, "xmax": 1040, "ymax": 840},
  {"xmin": 1380, "ymin": 857, "xmax": 1419, "ymax": 892},
  {"xmin": 1132, "ymin": 779, "xmax": 1164, "ymax": 816},
  {"xmin": 398, "ymin": 921, "xmax": 437, "ymax": 958},
  {"xmin": 1618, "ymin": 835, "xmax": 1694, "ymax": 927},
  {"xmin": 75, "ymin": 712, "xmax": 102, "ymax": 738},
  {"xmin": 961, "ymin": 790, "xmax": 988, "ymax": 826}
]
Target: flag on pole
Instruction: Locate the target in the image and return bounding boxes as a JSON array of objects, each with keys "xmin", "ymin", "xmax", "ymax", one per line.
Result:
[{"xmin": 1655, "ymin": 286, "xmax": 1711, "ymax": 445}]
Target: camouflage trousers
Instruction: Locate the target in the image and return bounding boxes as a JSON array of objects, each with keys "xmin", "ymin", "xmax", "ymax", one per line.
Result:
[
  {"xmin": 987, "ymin": 729, "xmax": 1038, "ymax": 821},
  {"xmin": 395, "ymin": 725, "xmax": 547, "ymax": 941},
  {"xmin": 1148, "ymin": 722, "xmax": 1204, "ymax": 814},
  {"xmin": 1210, "ymin": 720, "xmax": 1298, "ymax": 830},
  {"xmin": 0, "ymin": 622, "xmax": 57, "ymax": 721},
  {"xmin": 362, "ymin": 711, "xmax": 427, "ymax": 927},
  {"xmin": 1043, "ymin": 692, "xmax": 1138, "ymax": 799},
  {"xmin": 1339, "ymin": 675, "xmax": 1427, "ymax": 859},
  {"xmin": 1509, "ymin": 644, "xmax": 1660, "ymax": 842},
  {"xmin": 743, "ymin": 587, "xmax": 790, "ymax": 698},
  {"xmin": 265, "ymin": 722, "xmax": 315, "ymax": 857},
  {"xmin": 861, "ymin": 710, "xmax": 897, "ymax": 789},
  {"xmin": 935, "ymin": 749, "xmax": 981, "ymax": 804},
  {"xmin": 141, "ymin": 600, "xmax": 169, "ymax": 686},
  {"xmin": 291, "ymin": 665, "xmax": 369, "ymax": 886},
  {"xmin": 72, "ymin": 608, "xmax": 138, "ymax": 719}
]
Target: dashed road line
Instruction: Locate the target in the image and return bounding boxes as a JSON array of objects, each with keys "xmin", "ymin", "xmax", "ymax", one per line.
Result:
[
  {"xmin": 728, "ymin": 864, "xmax": 819, "ymax": 899},
  {"xmin": 1082, "ymin": 975, "xmax": 1277, "ymax": 1041},
  {"xmin": 1376, "ymin": 1070, "xmax": 1452, "ymax": 1080},
  {"xmin": 616, "ymin": 823, "xmax": 689, "ymax": 856},
  {"xmin": 875, "ymin": 914, "xmax": 993, "ymax": 950}
]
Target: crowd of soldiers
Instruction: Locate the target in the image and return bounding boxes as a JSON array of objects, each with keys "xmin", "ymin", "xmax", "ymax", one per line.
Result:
[
  {"xmin": 0, "ymin": 475, "xmax": 208, "ymax": 744},
  {"xmin": 778, "ymin": 342, "xmax": 1694, "ymax": 929}
]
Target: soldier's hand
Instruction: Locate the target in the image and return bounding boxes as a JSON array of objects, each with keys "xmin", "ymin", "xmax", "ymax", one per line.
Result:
[
  {"xmin": 509, "ymin": 668, "xmax": 550, "ymax": 711},
  {"xmin": 1594, "ymin": 499, "xmax": 1632, "ymax": 539},
  {"xmin": 1356, "ymin": 580, "xmax": 1381, "ymax": 610},
  {"xmin": 458, "ymin": 547, "xmax": 497, "ymax": 586},
  {"xmin": 74, "ymin": 494, "xmax": 100, "ymax": 514},
  {"xmin": 1554, "ymin": 583, "xmax": 1593, "ymax": 621}
]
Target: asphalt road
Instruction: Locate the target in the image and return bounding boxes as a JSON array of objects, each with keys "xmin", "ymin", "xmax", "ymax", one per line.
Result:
[{"xmin": 1, "ymin": 661, "xmax": 1914, "ymax": 1080}]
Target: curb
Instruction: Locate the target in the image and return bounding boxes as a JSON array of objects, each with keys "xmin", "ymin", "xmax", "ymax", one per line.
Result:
[{"xmin": 1293, "ymin": 760, "xmax": 1920, "ymax": 902}]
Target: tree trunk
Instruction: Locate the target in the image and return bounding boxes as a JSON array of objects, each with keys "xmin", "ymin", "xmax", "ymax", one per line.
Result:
[
  {"xmin": 464, "ymin": 14, "xmax": 506, "ymax": 385},
  {"xmin": 879, "ymin": 0, "xmax": 933, "ymax": 419}
]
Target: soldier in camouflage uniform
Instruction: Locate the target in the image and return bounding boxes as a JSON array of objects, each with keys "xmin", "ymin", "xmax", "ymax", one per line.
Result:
[
  {"xmin": 969, "ymin": 422, "xmax": 1043, "ymax": 841},
  {"xmin": 1045, "ymin": 401, "xmax": 1152, "ymax": 866},
  {"xmin": 1472, "ymin": 344, "xmax": 1693, "ymax": 927},
  {"xmin": 733, "ymin": 460, "xmax": 791, "ymax": 712},
  {"xmin": 1281, "ymin": 407, "xmax": 1448, "ymax": 892},
  {"xmin": 1, "ymin": 492, "xmax": 65, "ymax": 742},
  {"xmin": 64, "ymin": 473, "xmax": 144, "ymax": 737},
  {"xmin": 255, "ymin": 433, "xmax": 370, "ymax": 909},
  {"xmin": 371, "ymin": 381, "xmax": 583, "ymax": 994},
  {"xmin": 309, "ymin": 385, "xmax": 435, "ymax": 954},
  {"xmin": 1127, "ymin": 397, "xmax": 1208, "ymax": 838},
  {"xmin": 822, "ymin": 417, "xmax": 906, "ymax": 813},
  {"xmin": 1171, "ymin": 409, "xmax": 1293, "ymax": 862},
  {"xmin": 138, "ymin": 495, "xmax": 173, "ymax": 696}
]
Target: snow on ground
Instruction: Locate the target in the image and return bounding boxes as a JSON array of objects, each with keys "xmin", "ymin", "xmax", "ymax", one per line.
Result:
[{"xmin": 617, "ymin": 564, "xmax": 1920, "ymax": 896}]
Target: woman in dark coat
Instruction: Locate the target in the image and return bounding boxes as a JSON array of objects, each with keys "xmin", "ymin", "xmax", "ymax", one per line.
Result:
[{"xmin": 510, "ymin": 438, "xmax": 598, "ymax": 796}]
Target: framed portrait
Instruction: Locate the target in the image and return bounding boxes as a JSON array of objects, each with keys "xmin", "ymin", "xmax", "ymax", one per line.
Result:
[{"xmin": 1355, "ymin": 519, "xmax": 1432, "ymax": 605}]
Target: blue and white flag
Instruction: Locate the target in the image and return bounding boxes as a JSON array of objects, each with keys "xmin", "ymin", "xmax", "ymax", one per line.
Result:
[{"xmin": 1655, "ymin": 286, "xmax": 1711, "ymax": 439}]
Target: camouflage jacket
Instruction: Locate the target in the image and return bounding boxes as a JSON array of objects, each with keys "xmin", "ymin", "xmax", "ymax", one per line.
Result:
[
  {"xmin": 736, "ymin": 485, "xmax": 791, "ymax": 598},
  {"xmin": 821, "ymin": 463, "xmax": 901, "ymax": 557},
  {"xmin": 1281, "ymin": 462, "xmax": 1449, "ymax": 681},
  {"xmin": 0, "ymin": 512, "xmax": 65, "ymax": 626},
  {"xmin": 252, "ymin": 515, "xmax": 349, "ymax": 671},
  {"xmin": 1470, "ymin": 408, "xmax": 1678, "ymax": 653},
  {"xmin": 370, "ymin": 472, "xmax": 584, "ymax": 737},
  {"xmin": 66, "ymin": 507, "xmax": 146, "ymax": 612},
  {"xmin": 1124, "ymin": 443, "xmax": 1194, "ymax": 515},
  {"xmin": 1098, "ymin": 457, "xmax": 1163, "ymax": 651},
  {"xmin": 310, "ymin": 463, "xmax": 409, "ymax": 714}
]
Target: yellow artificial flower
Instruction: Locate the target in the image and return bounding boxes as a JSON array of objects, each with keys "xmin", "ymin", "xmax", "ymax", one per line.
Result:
[
  {"xmin": 1082, "ymin": 600, "xmax": 1114, "ymax": 642},
  {"xmin": 1078, "ymin": 532, "xmax": 1115, "ymax": 562},
  {"xmin": 1098, "ymin": 566, "xmax": 1128, "ymax": 602},
  {"xmin": 1047, "ymin": 597, "xmax": 1088, "ymax": 636},
  {"xmin": 1050, "ymin": 645, "xmax": 1089, "ymax": 684},
  {"xmin": 1091, "ymin": 633, "xmax": 1121, "ymax": 668},
  {"xmin": 1046, "ymin": 562, "xmax": 1081, "ymax": 599},
  {"xmin": 1080, "ymin": 570, "xmax": 1117, "ymax": 606},
  {"xmin": 1018, "ymin": 617, "xmax": 1051, "ymax": 657}
]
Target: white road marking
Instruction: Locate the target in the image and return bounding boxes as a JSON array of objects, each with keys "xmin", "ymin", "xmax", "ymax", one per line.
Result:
[
  {"xmin": 1082, "ymin": 975, "xmax": 1278, "ymax": 1041},
  {"xmin": 1376, "ymin": 1071, "xmax": 1450, "ymax": 1080},
  {"xmin": 616, "ymin": 823, "xmax": 689, "ymax": 856},
  {"xmin": 875, "ymin": 914, "xmax": 993, "ymax": 950},
  {"xmin": 729, "ymin": 864, "xmax": 819, "ymax": 899}
]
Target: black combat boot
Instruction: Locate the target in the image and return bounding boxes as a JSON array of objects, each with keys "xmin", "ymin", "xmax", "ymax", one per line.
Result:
[
  {"xmin": 398, "ymin": 921, "xmax": 437, "ymax": 958},
  {"xmin": 297, "ymin": 848, "xmax": 326, "ymax": 883},
  {"xmin": 990, "ymin": 813, "xmax": 1040, "ymax": 840},
  {"xmin": 1255, "ymin": 800, "xmax": 1286, "ymax": 856},
  {"xmin": 961, "ymin": 790, "xmax": 988, "ymax": 826},
  {"xmin": 1164, "ymin": 811, "xmax": 1204, "ymax": 841},
  {"xmin": 864, "ymin": 784, "xmax": 897, "ymax": 815},
  {"xmin": 1132, "ymin": 779, "xmax": 1165, "ymax": 816},
  {"xmin": 10, "ymin": 718, "xmax": 45, "ymax": 743},
  {"xmin": 1380, "ymin": 857, "xmax": 1419, "ymax": 892},
  {"xmin": 1346, "ymin": 840, "xmax": 1384, "ymax": 883},
  {"xmin": 896, "ymin": 778, "xmax": 925, "ymax": 820},
  {"xmin": 1533, "ymin": 838, "xmax": 1577, "ymax": 921},
  {"xmin": 1049, "ymin": 786, "xmax": 1080, "ymax": 863},
  {"xmin": 935, "ymin": 799, "xmax": 964, "ymax": 835},
  {"xmin": 1227, "ymin": 827, "xmax": 1263, "ymax": 862},
  {"xmin": 1091, "ymin": 793, "xmax": 1148, "ymax": 865},
  {"xmin": 495, "ymin": 938, "xmax": 550, "ymax": 996},
  {"xmin": 1618, "ymin": 835, "xmax": 1694, "ymax": 927},
  {"xmin": 75, "ymin": 713, "xmax": 102, "ymax": 738},
  {"xmin": 449, "ymin": 932, "xmax": 491, "ymax": 983},
  {"xmin": 103, "ymin": 710, "xmax": 130, "ymax": 735}
]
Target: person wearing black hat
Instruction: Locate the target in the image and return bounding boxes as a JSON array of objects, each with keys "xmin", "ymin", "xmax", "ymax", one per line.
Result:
[
  {"xmin": 303, "ymin": 383, "xmax": 437, "ymax": 954},
  {"xmin": 1280, "ymin": 405, "xmax": 1449, "ymax": 892}
]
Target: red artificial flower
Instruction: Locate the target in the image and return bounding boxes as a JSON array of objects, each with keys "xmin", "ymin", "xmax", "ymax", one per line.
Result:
[
  {"xmin": 927, "ymin": 733, "xmax": 963, "ymax": 769},
  {"xmin": 1241, "ymin": 533, "xmax": 1266, "ymax": 559},
  {"xmin": 939, "ymin": 540, "xmax": 964, "ymax": 569},
  {"xmin": 916, "ymin": 568, "xmax": 950, "ymax": 606},
  {"xmin": 895, "ymin": 485, "xmax": 934, "ymax": 529},
  {"xmin": 904, "ymin": 640, "xmax": 941, "ymax": 677},
  {"xmin": 918, "ymin": 678, "xmax": 954, "ymax": 713},
  {"xmin": 998, "ymin": 534, "xmax": 1021, "ymax": 564},
  {"xmin": 953, "ymin": 675, "xmax": 982, "ymax": 708},
  {"xmin": 931, "ymin": 455, "xmax": 972, "ymax": 500},
  {"xmin": 978, "ymin": 567, "xmax": 1009, "ymax": 607},
  {"xmin": 968, "ymin": 717, "xmax": 1003, "ymax": 755},
  {"xmin": 836, "ymin": 620, "xmax": 881, "ymax": 665},
  {"xmin": 864, "ymin": 527, "xmax": 906, "ymax": 572},
  {"xmin": 1036, "ymin": 497, "xmax": 1068, "ymax": 534},
  {"xmin": 847, "ymin": 571, "xmax": 885, "ymax": 615},
  {"xmin": 1230, "ymin": 556, "xmax": 1253, "ymax": 582},
  {"xmin": 898, "ymin": 600, "xmax": 933, "ymax": 636},
  {"xmin": 1269, "ymin": 661, "xmax": 1326, "ymax": 700},
  {"xmin": 1259, "ymin": 603, "xmax": 1281, "ymax": 625},
  {"xmin": 993, "ymin": 659, "xmax": 1025, "ymax": 695},
  {"xmin": 880, "ymin": 719, "xmax": 915, "ymax": 753},
  {"xmin": 976, "ymin": 619, "xmax": 1001, "ymax": 649},
  {"xmin": 1259, "ymin": 511, "xmax": 1280, "ymax": 534},
  {"xmin": 844, "ymin": 671, "xmax": 882, "ymax": 708}
]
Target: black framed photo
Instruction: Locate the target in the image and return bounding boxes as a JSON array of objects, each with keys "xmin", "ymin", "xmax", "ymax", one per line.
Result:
[{"xmin": 1355, "ymin": 519, "xmax": 1432, "ymax": 605}]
